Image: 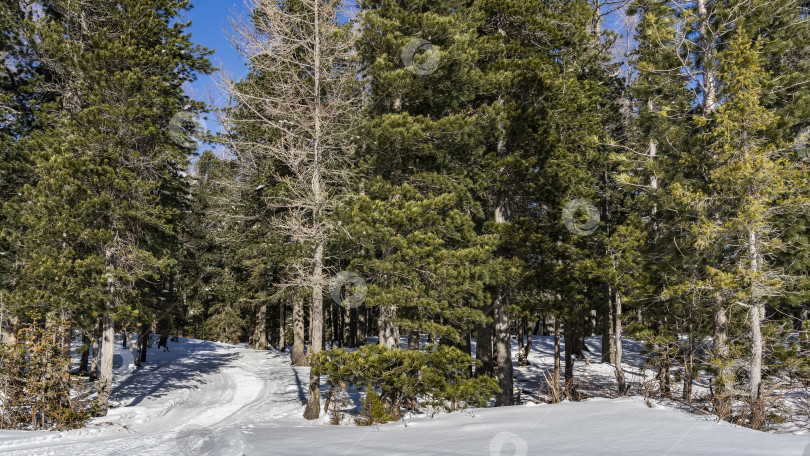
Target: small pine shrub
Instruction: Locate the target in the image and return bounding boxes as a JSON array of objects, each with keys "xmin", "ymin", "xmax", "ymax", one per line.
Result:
[
  {"xmin": 357, "ymin": 385, "xmax": 390, "ymax": 426},
  {"xmin": 311, "ymin": 344, "xmax": 499, "ymax": 424},
  {"xmin": 0, "ymin": 318, "xmax": 93, "ymax": 430},
  {"xmin": 326, "ymin": 381, "xmax": 349, "ymax": 425}
]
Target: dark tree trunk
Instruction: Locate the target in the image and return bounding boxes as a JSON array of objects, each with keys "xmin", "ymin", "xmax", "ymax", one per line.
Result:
[
  {"xmin": 253, "ymin": 304, "xmax": 268, "ymax": 350},
  {"xmin": 90, "ymin": 319, "xmax": 101, "ymax": 381},
  {"xmin": 517, "ymin": 320, "xmax": 531, "ymax": 366},
  {"xmin": 292, "ymin": 296, "xmax": 308, "ymax": 366},
  {"xmin": 382, "ymin": 388, "xmax": 402, "ymax": 420},
  {"xmin": 683, "ymin": 340, "xmax": 694, "ymax": 402},
  {"xmin": 343, "ymin": 305, "xmax": 352, "ymax": 347},
  {"xmin": 553, "ymin": 318, "xmax": 561, "ymax": 385},
  {"xmin": 356, "ymin": 305, "xmax": 367, "ymax": 346},
  {"xmin": 532, "ymin": 319, "xmax": 541, "ymax": 336},
  {"xmin": 517, "ymin": 321, "xmax": 524, "ymax": 352},
  {"xmin": 564, "ymin": 317, "xmax": 576, "ymax": 397},
  {"xmin": 658, "ymin": 347, "xmax": 671, "ymax": 398},
  {"xmin": 541, "ymin": 314, "xmax": 548, "ymax": 336},
  {"xmin": 328, "ymin": 301, "xmax": 337, "ymax": 348},
  {"xmin": 408, "ymin": 330, "xmax": 419, "ymax": 350},
  {"xmin": 349, "ymin": 306, "xmax": 357, "ymax": 347},
  {"xmin": 462, "ymin": 330, "xmax": 473, "ymax": 376},
  {"xmin": 475, "ymin": 320, "xmax": 495, "ymax": 377},
  {"xmin": 79, "ymin": 333, "xmax": 91, "ymax": 373},
  {"xmin": 602, "ymin": 284, "xmax": 614, "ymax": 363},
  {"xmin": 521, "ymin": 322, "xmax": 532, "ymax": 366},
  {"xmin": 136, "ymin": 330, "xmax": 149, "ymax": 366},
  {"xmin": 494, "ymin": 287, "xmax": 514, "ymax": 406}
]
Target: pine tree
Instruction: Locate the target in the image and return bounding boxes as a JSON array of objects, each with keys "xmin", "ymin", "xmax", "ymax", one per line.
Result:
[
  {"xmin": 627, "ymin": 0, "xmax": 810, "ymax": 410},
  {"xmin": 512, "ymin": 0, "xmax": 613, "ymax": 396},
  {"xmin": 352, "ymin": 0, "xmax": 490, "ymax": 354},
  {"xmin": 681, "ymin": 26, "xmax": 804, "ymax": 402},
  {"xmin": 11, "ymin": 0, "xmax": 211, "ymax": 415},
  {"xmin": 180, "ymin": 150, "xmax": 247, "ymax": 343},
  {"xmin": 0, "ymin": 0, "xmax": 39, "ymax": 345}
]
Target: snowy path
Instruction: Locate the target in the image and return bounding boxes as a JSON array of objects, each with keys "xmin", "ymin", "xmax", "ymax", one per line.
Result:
[
  {"xmin": 0, "ymin": 339, "xmax": 315, "ymax": 455},
  {"xmin": 1, "ymin": 337, "xmax": 809, "ymax": 455}
]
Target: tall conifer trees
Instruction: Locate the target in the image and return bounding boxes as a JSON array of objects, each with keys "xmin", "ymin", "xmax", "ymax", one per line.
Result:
[{"xmin": 9, "ymin": 0, "xmax": 211, "ymax": 415}]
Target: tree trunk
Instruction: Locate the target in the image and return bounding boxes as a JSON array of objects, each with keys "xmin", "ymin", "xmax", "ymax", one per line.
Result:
[
  {"xmin": 408, "ymin": 330, "xmax": 419, "ymax": 350},
  {"xmin": 378, "ymin": 304, "xmax": 399, "ymax": 349},
  {"xmin": 133, "ymin": 332, "xmax": 142, "ymax": 368},
  {"xmin": 697, "ymin": 0, "xmax": 715, "ymax": 116},
  {"xmin": 348, "ymin": 307, "xmax": 357, "ymax": 348},
  {"xmin": 553, "ymin": 318, "xmax": 561, "ymax": 402},
  {"xmin": 463, "ymin": 330, "xmax": 473, "ymax": 376},
  {"xmin": 292, "ymin": 296, "xmax": 307, "ymax": 366},
  {"xmin": 492, "ymin": 106, "xmax": 514, "ymax": 405},
  {"xmin": 382, "ymin": 387, "xmax": 402, "ymax": 420},
  {"xmin": 139, "ymin": 330, "xmax": 149, "ymax": 363},
  {"xmin": 79, "ymin": 333, "xmax": 91, "ymax": 373},
  {"xmin": 343, "ymin": 305, "xmax": 352, "ymax": 347},
  {"xmin": 327, "ymin": 301, "xmax": 336, "ymax": 347},
  {"xmin": 90, "ymin": 319, "xmax": 101, "ymax": 381},
  {"xmin": 303, "ymin": 242, "xmax": 324, "ymax": 419},
  {"xmin": 516, "ymin": 321, "xmax": 525, "ymax": 364},
  {"xmin": 357, "ymin": 305, "xmax": 367, "ymax": 345},
  {"xmin": 564, "ymin": 317, "xmax": 576, "ymax": 397},
  {"xmin": 683, "ymin": 331, "xmax": 694, "ymax": 402},
  {"xmin": 614, "ymin": 291, "xmax": 626, "ymax": 396},
  {"xmin": 657, "ymin": 351, "xmax": 671, "ymax": 398},
  {"xmin": 602, "ymin": 284, "xmax": 614, "ymax": 363},
  {"xmin": 1, "ymin": 309, "xmax": 17, "ymax": 345},
  {"xmin": 278, "ymin": 302, "xmax": 286, "ymax": 351},
  {"xmin": 60, "ymin": 307, "xmax": 72, "ymax": 360},
  {"xmin": 96, "ymin": 313, "xmax": 115, "ymax": 416},
  {"xmin": 714, "ymin": 293, "xmax": 730, "ymax": 391},
  {"xmin": 522, "ymin": 322, "xmax": 532, "ymax": 366},
  {"xmin": 748, "ymin": 230, "xmax": 763, "ymax": 400},
  {"xmin": 494, "ymin": 286, "xmax": 514, "ymax": 406},
  {"xmin": 254, "ymin": 304, "xmax": 268, "ymax": 350},
  {"xmin": 476, "ymin": 320, "xmax": 494, "ymax": 377}
]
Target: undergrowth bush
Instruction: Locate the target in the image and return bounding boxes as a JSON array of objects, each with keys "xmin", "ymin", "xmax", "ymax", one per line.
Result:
[
  {"xmin": 311, "ymin": 344, "xmax": 498, "ymax": 424},
  {"xmin": 0, "ymin": 320, "xmax": 94, "ymax": 430}
]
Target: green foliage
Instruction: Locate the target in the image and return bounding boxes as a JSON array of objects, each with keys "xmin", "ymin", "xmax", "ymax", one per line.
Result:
[
  {"xmin": 7, "ymin": 0, "xmax": 212, "ymax": 336},
  {"xmin": 358, "ymin": 384, "xmax": 389, "ymax": 426},
  {"xmin": 311, "ymin": 344, "xmax": 498, "ymax": 422}
]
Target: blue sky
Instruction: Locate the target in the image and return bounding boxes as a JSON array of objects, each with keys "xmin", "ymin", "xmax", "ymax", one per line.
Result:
[
  {"xmin": 185, "ymin": 0, "xmax": 249, "ymax": 108},
  {"xmin": 184, "ymin": 0, "xmax": 356, "ymax": 107}
]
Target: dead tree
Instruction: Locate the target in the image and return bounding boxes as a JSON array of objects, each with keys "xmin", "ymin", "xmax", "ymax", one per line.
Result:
[{"xmin": 224, "ymin": 0, "xmax": 360, "ymax": 420}]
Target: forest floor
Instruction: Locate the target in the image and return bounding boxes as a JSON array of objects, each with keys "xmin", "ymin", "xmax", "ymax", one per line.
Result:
[{"xmin": 0, "ymin": 335, "xmax": 808, "ymax": 455}]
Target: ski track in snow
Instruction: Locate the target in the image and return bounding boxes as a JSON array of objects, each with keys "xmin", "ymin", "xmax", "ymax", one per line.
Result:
[{"xmin": 0, "ymin": 336, "xmax": 809, "ymax": 455}]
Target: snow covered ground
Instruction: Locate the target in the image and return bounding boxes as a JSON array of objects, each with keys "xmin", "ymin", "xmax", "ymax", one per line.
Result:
[{"xmin": 1, "ymin": 336, "xmax": 809, "ymax": 455}]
